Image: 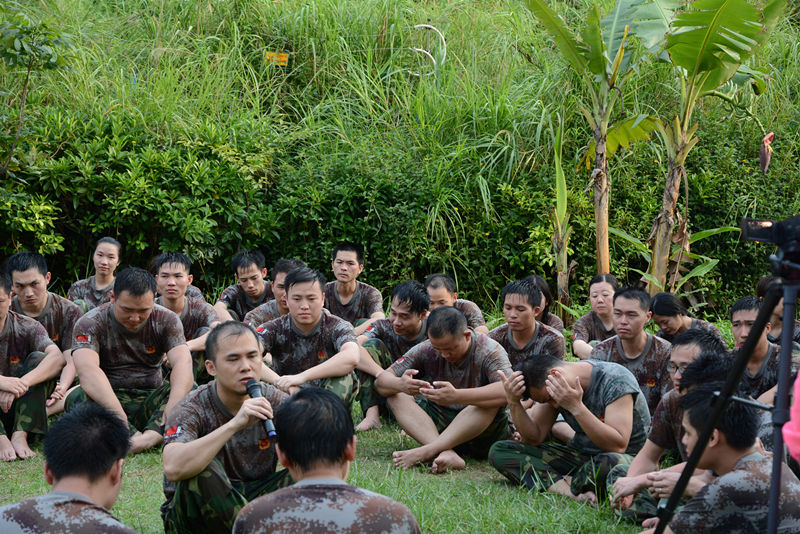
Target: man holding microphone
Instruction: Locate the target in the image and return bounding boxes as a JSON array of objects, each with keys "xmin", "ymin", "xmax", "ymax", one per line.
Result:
[{"xmin": 160, "ymin": 322, "xmax": 291, "ymax": 534}]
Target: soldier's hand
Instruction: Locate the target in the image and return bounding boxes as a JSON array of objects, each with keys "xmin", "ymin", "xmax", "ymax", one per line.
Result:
[
  {"xmin": 399, "ymin": 369, "xmax": 432, "ymax": 395},
  {"xmin": 0, "ymin": 391, "xmax": 14, "ymax": 413},
  {"xmin": 546, "ymin": 369, "xmax": 582, "ymax": 413},
  {"xmin": 0, "ymin": 376, "xmax": 28, "ymax": 398},
  {"xmin": 46, "ymin": 382, "xmax": 67, "ymax": 407},
  {"xmin": 646, "ymin": 470, "xmax": 680, "ymax": 500},
  {"xmin": 275, "ymin": 374, "xmax": 304, "ymax": 393},
  {"xmin": 611, "ymin": 474, "xmax": 646, "ymax": 509},
  {"xmin": 420, "ymin": 381, "xmax": 458, "ymax": 405},
  {"xmin": 231, "ymin": 397, "xmax": 273, "ymax": 431},
  {"xmin": 497, "ymin": 370, "xmax": 526, "ymax": 404}
]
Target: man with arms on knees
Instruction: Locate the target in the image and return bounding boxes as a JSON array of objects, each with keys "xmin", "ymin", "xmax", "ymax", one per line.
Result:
[
  {"xmin": 609, "ymin": 330, "xmax": 726, "ymax": 522},
  {"xmin": 257, "ymin": 267, "xmax": 360, "ymax": 407},
  {"xmin": 0, "ymin": 273, "xmax": 65, "ymax": 461},
  {"xmin": 591, "ymin": 287, "xmax": 672, "ymax": 414},
  {"xmin": 424, "ymin": 273, "xmax": 489, "ymax": 335},
  {"xmin": 324, "ymin": 241, "xmax": 384, "ymax": 335},
  {"xmin": 153, "ymin": 252, "xmax": 219, "ymax": 382},
  {"xmin": 639, "ymin": 383, "xmax": 800, "ymax": 534},
  {"xmin": 489, "ymin": 279, "xmax": 566, "ymax": 363},
  {"xmin": 161, "ymin": 322, "xmax": 291, "ymax": 534},
  {"xmin": 214, "ymin": 250, "xmax": 274, "ymax": 322},
  {"xmin": 233, "ymin": 387, "xmax": 421, "ymax": 534},
  {"xmin": 375, "ymin": 306, "xmax": 511, "ymax": 473},
  {"xmin": 355, "ymin": 280, "xmax": 429, "ymax": 431},
  {"xmin": 243, "ymin": 258, "xmax": 306, "ymax": 327},
  {"xmin": 0, "ymin": 403, "xmax": 135, "ymax": 533},
  {"xmin": 6, "ymin": 252, "xmax": 82, "ymax": 413},
  {"xmin": 489, "ymin": 354, "xmax": 650, "ymax": 504},
  {"xmin": 65, "ymin": 267, "xmax": 193, "ymax": 453}
]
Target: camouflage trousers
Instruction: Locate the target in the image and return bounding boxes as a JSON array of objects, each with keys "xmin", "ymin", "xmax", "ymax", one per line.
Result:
[
  {"xmin": 604, "ymin": 463, "xmax": 665, "ymax": 523},
  {"xmin": 65, "ymin": 382, "xmax": 171, "ymax": 435},
  {"xmin": 0, "ymin": 352, "xmax": 53, "ymax": 437},
  {"xmin": 356, "ymin": 338, "xmax": 396, "ymax": 416},
  {"xmin": 417, "ymin": 396, "xmax": 510, "ymax": 458},
  {"xmin": 162, "ymin": 458, "xmax": 292, "ymax": 534},
  {"xmin": 489, "ymin": 439, "xmax": 632, "ymax": 500},
  {"xmin": 310, "ymin": 372, "xmax": 358, "ymax": 412}
]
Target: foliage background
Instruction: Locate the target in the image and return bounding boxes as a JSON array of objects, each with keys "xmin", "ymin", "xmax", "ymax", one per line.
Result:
[{"xmin": 2, "ymin": 0, "xmax": 799, "ymax": 318}]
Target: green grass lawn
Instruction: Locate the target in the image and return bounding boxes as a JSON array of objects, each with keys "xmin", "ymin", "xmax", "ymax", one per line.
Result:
[{"xmin": 0, "ymin": 421, "xmax": 640, "ymax": 534}]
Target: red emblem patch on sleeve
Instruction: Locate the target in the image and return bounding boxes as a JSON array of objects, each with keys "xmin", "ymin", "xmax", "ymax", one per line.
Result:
[
  {"xmin": 646, "ymin": 379, "xmax": 656, "ymax": 388},
  {"xmin": 51, "ymin": 333, "xmax": 59, "ymax": 341},
  {"xmin": 146, "ymin": 346, "xmax": 156, "ymax": 354},
  {"xmin": 366, "ymin": 325, "xmax": 374, "ymax": 332},
  {"xmin": 76, "ymin": 334, "xmax": 90, "ymax": 343},
  {"xmin": 256, "ymin": 326, "xmax": 266, "ymax": 334},
  {"xmin": 9, "ymin": 355, "xmax": 20, "ymax": 365},
  {"xmin": 396, "ymin": 357, "xmax": 405, "ymax": 364},
  {"xmin": 259, "ymin": 439, "xmax": 271, "ymax": 450},
  {"xmin": 317, "ymin": 350, "xmax": 326, "ymax": 360},
  {"xmin": 165, "ymin": 426, "xmax": 179, "ymax": 437}
]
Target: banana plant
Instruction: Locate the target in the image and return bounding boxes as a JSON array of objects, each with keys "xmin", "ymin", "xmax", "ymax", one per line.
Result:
[
  {"xmin": 550, "ymin": 114, "xmax": 573, "ymax": 325},
  {"xmin": 524, "ymin": 0, "xmax": 668, "ymax": 274},
  {"xmin": 646, "ymin": 0, "xmax": 785, "ymax": 291}
]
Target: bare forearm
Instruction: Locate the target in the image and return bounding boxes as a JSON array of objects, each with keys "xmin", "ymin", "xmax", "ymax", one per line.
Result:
[
  {"xmin": 453, "ymin": 382, "xmax": 507, "ymax": 408},
  {"xmin": 354, "ymin": 315, "xmax": 382, "ymax": 336},
  {"xmin": 509, "ymin": 402, "xmax": 547, "ymax": 444},
  {"xmin": 299, "ymin": 348, "xmax": 358, "ymax": 383},
  {"xmin": 77, "ymin": 366, "xmax": 126, "ymax": 421},
  {"xmin": 570, "ymin": 404, "xmax": 628, "ymax": 452},
  {"xmin": 22, "ymin": 347, "xmax": 65, "ymax": 387},
  {"xmin": 261, "ymin": 362, "xmax": 280, "ymax": 384},
  {"xmin": 626, "ymin": 441, "xmax": 663, "ymax": 478},
  {"xmin": 163, "ymin": 422, "xmax": 238, "ymax": 480},
  {"xmin": 474, "ymin": 325, "xmax": 489, "ymax": 335},
  {"xmin": 375, "ymin": 371, "xmax": 403, "ymax": 396},
  {"xmin": 572, "ymin": 340, "xmax": 593, "ymax": 359},
  {"xmin": 165, "ymin": 356, "xmax": 193, "ymax": 418},
  {"xmin": 355, "ymin": 345, "xmax": 385, "ymax": 376},
  {"xmin": 213, "ymin": 302, "xmax": 234, "ymax": 322}
]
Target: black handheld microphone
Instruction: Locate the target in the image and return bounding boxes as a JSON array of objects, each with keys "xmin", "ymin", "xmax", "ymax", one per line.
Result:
[{"xmin": 245, "ymin": 379, "xmax": 278, "ymax": 439}]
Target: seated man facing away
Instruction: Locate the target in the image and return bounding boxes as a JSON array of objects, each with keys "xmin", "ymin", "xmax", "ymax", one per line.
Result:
[
  {"xmin": 6, "ymin": 252, "xmax": 82, "ymax": 413},
  {"xmin": 214, "ymin": 250, "xmax": 274, "ymax": 322},
  {"xmin": 0, "ymin": 273, "xmax": 65, "ymax": 461},
  {"xmin": 65, "ymin": 267, "xmax": 193, "ymax": 454},
  {"xmin": 153, "ymin": 252, "xmax": 219, "ymax": 383},
  {"xmin": 609, "ymin": 330, "xmax": 727, "ymax": 522},
  {"xmin": 161, "ymin": 322, "xmax": 291, "ymax": 534},
  {"xmin": 640, "ymin": 383, "xmax": 800, "ymax": 534},
  {"xmin": 489, "ymin": 354, "xmax": 650, "ymax": 504},
  {"xmin": 257, "ymin": 267, "xmax": 360, "ymax": 408},
  {"xmin": 243, "ymin": 258, "xmax": 306, "ymax": 327},
  {"xmin": 424, "ymin": 273, "xmax": 489, "ymax": 335},
  {"xmin": 591, "ymin": 287, "xmax": 672, "ymax": 414},
  {"xmin": 489, "ymin": 279, "xmax": 566, "ymax": 363},
  {"xmin": 355, "ymin": 280, "xmax": 430, "ymax": 431},
  {"xmin": 233, "ymin": 387, "xmax": 421, "ymax": 534},
  {"xmin": 375, "ymin": 306, "xmax": 511, "ymax": 473},
  {"xmin": 324, "ymin": 241, "xmax": 385, "ymax": 335},
  {"xmin": 0, "ymin": 403, "xmax": 135, "ymax": 533}
]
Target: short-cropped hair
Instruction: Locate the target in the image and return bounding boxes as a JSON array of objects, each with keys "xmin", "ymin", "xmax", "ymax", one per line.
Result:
[
  {"xmin": 45, "ymin": 403, "xmax": 130, "ymax": 482},
  {"xmin": 284, "ymin": 267, "xmax": 326, "ymax": 293},
  {"xmin": 424, "ymin": 273, "xmax": 457, "ymax": 294},
  {"xmin": 730, "ymin": 296, "xmax": 761, "ymax": 320},
  {"xmin": 501, "ymin": 279, "xmax": 542, "ymax": 309},
  {"xmin": 332, "ymin": 241, "xmax": 364, "ymax": 265},
  {"xmin": 0, "ymin": 272, "xmax": 11, "ymax": 294},
  {"xmin": 274, "ymin": 387, "xmax": 354, "ymax": 471},
  {"xmin": 514, "ymin": 354, "xmax": 564, "ymax": 399},
  {"xmin": 113, "ymin": 267, "xmax": 156, "ymax": 297},
  {"xmin": 272, "ymin": 258, "xmax": 306, "ymax": 277},
  {"xmin": 671, "ymin": 329, "xmax": 726, "ymax": 355},
  {"xmin": 679, "ymin": 350, "xmax": 733, "ymax": 392},
  {"xmin": 151, "ymin": 252, "xmax": 192, "ymax": 274},
  {"xmin": 5, "ymin": 251, "xmax": 48, "ymax": 277},
  {"xmin": 206, "ymin": 321, "xmax": 259, "ymax": 363},
  {"xmin": 427, "ymin": 306, "xmax": 467, "ymax": 339},
  {"xmin": 392, "ymin": 280, "xmax": 429, "ymax": 315},
  {"xmin": 613, "ymin": 286, "xmax": 651, "ymax": 311},
  {"xmin": 681, "ymin": 382, "xmax": 758, "ymax": 450},
  {"xmin": 231, "ymin": 249, "xmax": 266, "ymax": 273}
]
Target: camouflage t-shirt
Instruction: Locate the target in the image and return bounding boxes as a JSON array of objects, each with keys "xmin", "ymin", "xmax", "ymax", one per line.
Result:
[
  {"xmin": 767, "ymin": 320, "xmax": 800, "ymax": 346},
  {"xmin": 72, "ymin": 303, "xmax": 187, "ymax": 389},
  {"xmin": 362, "ymin": 318, "xmax": 428, "ymax": 360},
  {"xmin": 648, "ymin": 388, "xmax": 687, "ymax": 460},
  {"xmin": 737, "ymin": 342, "xmax": 800, "ymax": 399},
  {"xmin": 162, "ymin": 381, "xmax": 288, "ymax": 502},
  {"xmin": 155, "ymin": 296, "xmax": 218, "ymax": 341},
  {"xmin": 0, "ymin": 491, "xmax": 136, "ymax": 534},
  {"xmin": 185, "ymin": 284, "xmax": 205, "ymax": 301},
  {"xmin": 589, "ymin": 334, "xmax": 672, "ymax": 414},
  {"xmin": 0, "ymin": 310, "xmax": 54, "ymax": 377},
  {"xmin": 232, "ymin": 478, "xmax": 421, "ymax": 534},
  {"xmin": 67, "ymin": 276, "xmax": 113, "ymax": 310},
  {"xmin": 542, "ymin": 312, "xmax": 564, "ymax": 333},
  {"xmin": 389, "ymin": 332, "xmax": 511, "ymax": 411},
  {"xmin": 218, "ymin": 281, "xmax": 274, "ymax": 320},
  {"xmin": 656, "ymin": 318, "xmax": 725, "ymax": 346},
  {"xmin": 323, "ymin": 281, "xmax": 384, "ymax": 326},
  {"xmin": 488, "ymin": 322, "xmax": 566, "ymax": 365},
  {"xmin": 12, "ymin": 292, "xmax": 82, "ymax": 351},
  {"xmin": 669, "ymin": 452, "xmax": 800, "ymax": 534},
  {"xmin": 572, "ymin": 311, "xmax": 616, "ymax": 344},
  {"xmin": 563, "ymin": 360, "xmax": 650, "ymax": 456},
  {"xmin": 454, "ymin": 299, "xmax": 486, "ymax": 330},
  {"xmin": 244, "ymin": 300, "xmax": 281, "ymax": 327},
  {"xmin": 257, "ymin": 310, "xmax": 357, "ymax": 381}
]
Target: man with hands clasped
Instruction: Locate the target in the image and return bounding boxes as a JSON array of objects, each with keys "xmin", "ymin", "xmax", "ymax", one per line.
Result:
[
  {"xmin": 489, "ymin": 354, "xmax": 650, "ymax": 504},
  {"xmin": 161, "ymin": 321, "xmax": 291, "ymax": 534}
]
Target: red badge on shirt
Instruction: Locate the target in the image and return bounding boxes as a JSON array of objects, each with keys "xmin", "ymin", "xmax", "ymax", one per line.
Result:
[
  {"xmin": 146, "ymin": 346, "xmax": 156, "ymax": 354},
  {"xmin": 396, "ymin": 357, "xmax": 405, "ymax": 364},
  {"xmin": 165, "ymin": 426, "xmax": 180, "ymax": 437},
  {"xmin": 317, "ymin": 350, "xmax": 326, "ymax": 360},
  {"xmin": 256, "ymin": 326, "xmax": 266, "ymax": 334},
  {"xmin": 76, "ymin": 334, "xmax": 90, "ymax": 343},
  {"xmin": 259, "ymin": 439, "xmax": 271, "ymax": 450},
  {"xmin": 366, "ymin": 325, "xmax": 374, "ymax": 332},
  {"xmin": 51, "ymin": 333, "xmax": 59, "ymax": 341},
  {"xmin": 646, "ymin": 378, "xmax": 656, "ymax": 388},
  {"xmin": 9, "ymin": 355, "xmax": 20, "ymax": 365}
]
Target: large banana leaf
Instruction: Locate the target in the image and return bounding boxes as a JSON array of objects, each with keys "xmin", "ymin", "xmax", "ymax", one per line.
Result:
[
  {"xmin": 524, "ymin": 0, "xmax": 589, "ymax": 74},
  {"xmin": 624, "ymin": 0, "xmax": 681, "ymax": 52},
  {"xmin": 583, "ymin": 114, "xmax": 657, "ymax": 169},
  {"xmin": 666, "ymin": 0, "xmax": 785, "ymax": 94}
]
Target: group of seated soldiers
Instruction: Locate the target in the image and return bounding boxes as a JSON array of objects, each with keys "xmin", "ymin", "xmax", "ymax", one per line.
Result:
[{"xmin": 1, "ymin": 237, "xmax": 800, "ymax": 534}]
